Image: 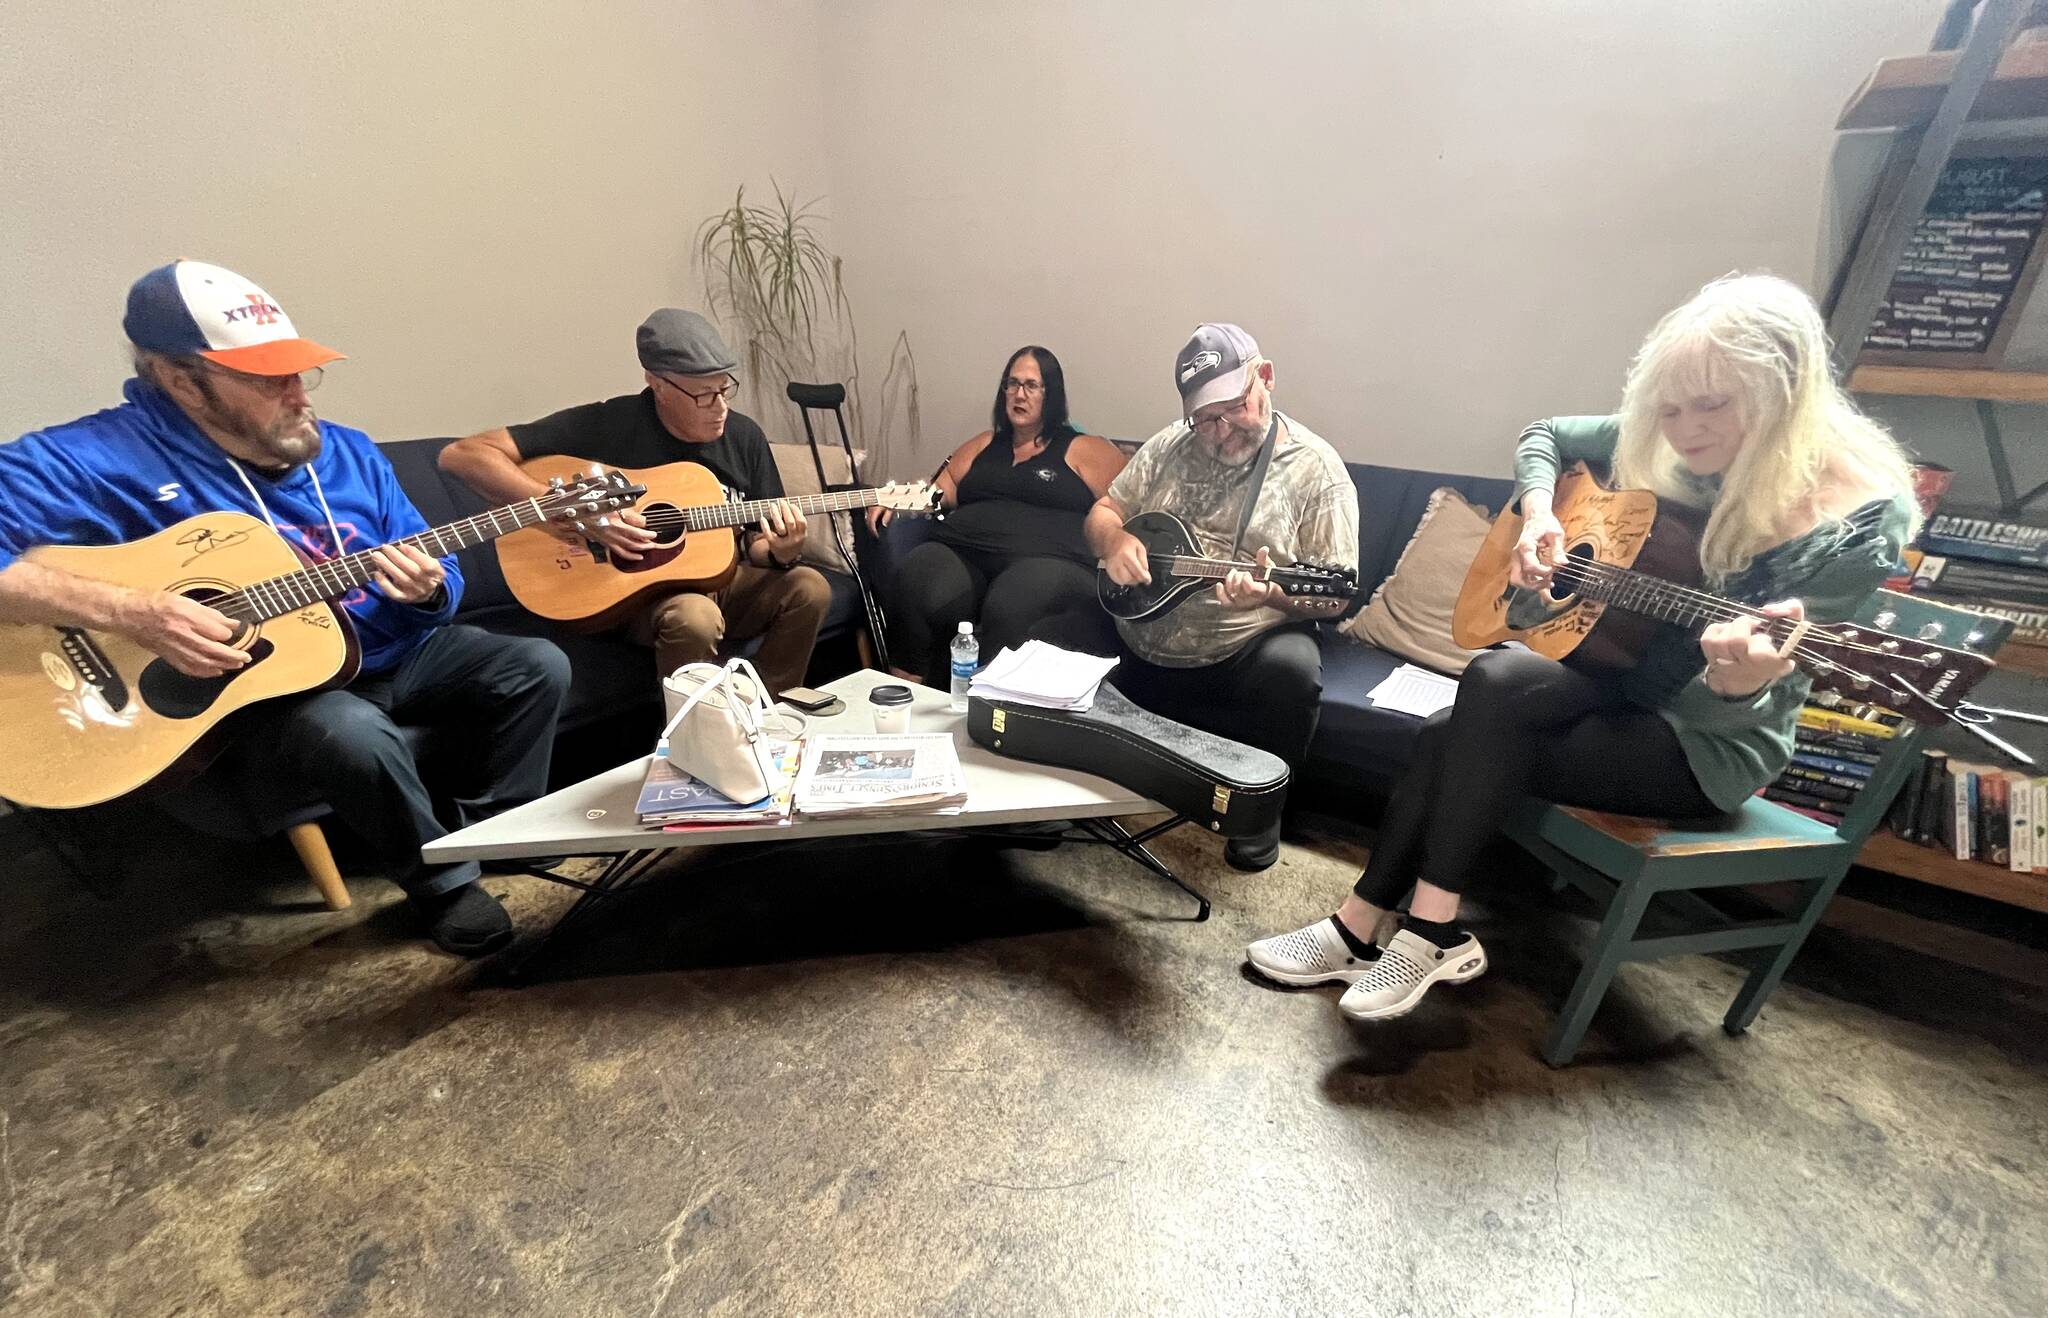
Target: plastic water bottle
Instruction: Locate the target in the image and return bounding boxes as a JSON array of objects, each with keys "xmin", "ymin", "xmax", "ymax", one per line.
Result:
[{"xmin": 950, "ymin": 620, "xmax": 978, "ymax": 712}]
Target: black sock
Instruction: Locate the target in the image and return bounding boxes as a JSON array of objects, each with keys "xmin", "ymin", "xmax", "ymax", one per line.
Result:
[
  {"xmin": 1402, "ymin": 915, "xmax": 1465, "ymax": 950},
  {"xmin": 1329, "ymin": 915, "xmax": 1379, "ymax": 959}
]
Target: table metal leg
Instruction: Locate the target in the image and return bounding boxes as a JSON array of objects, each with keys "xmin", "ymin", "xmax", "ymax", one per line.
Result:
[
  {"xmin": 1077, "ymin": 816, "xmax": 1209, "ymax": 921},
  {"xmin": 499, "ymin": 848, "xmax": 661, "ymax": 980}
]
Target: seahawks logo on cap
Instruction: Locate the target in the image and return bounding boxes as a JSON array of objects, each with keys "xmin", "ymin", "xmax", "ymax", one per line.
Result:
[{"xmin": 1179, "ymin": 349, "xmax": 1221, "ymax": 383}]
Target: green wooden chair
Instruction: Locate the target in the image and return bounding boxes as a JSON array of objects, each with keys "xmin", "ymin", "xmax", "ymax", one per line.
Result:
[{"xmin": 1504, "ymin": 591, "xmax": 2003, "ymax": 1066}]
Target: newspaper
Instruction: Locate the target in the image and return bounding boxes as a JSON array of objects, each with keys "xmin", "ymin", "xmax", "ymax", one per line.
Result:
[
  {"xmin": 636, "ymin": 739, "xmax": 800, "ymax": 827},
  {"xmin": 793, "ymin": 733, "xmax": 969, "ymax": 817}
]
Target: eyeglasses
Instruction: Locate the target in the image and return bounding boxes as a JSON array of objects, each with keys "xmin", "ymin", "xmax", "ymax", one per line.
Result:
[
  {"xmin": 659, "ymin": 375, "xmax": 737, "ymax": 406},
  {"xmin": 1188, "ymin": 381, "xmax": 1257, "ymax": 437},
  {"xmin": 205, "ymin": 363, "xmax": 324, "ymax": 396},
  {"xmin": 1002, "ymin": 378, "xmax": 1045, "ymax": 396}
]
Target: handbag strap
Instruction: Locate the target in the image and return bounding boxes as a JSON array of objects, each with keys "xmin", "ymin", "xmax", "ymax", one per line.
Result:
[{"xmin": 1229, "ymin": 411, "xmax": 1280, "ymax": 558}]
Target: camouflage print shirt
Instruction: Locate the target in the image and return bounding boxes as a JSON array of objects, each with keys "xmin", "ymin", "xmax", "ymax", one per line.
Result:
[{"xmin": 1108, "ymin": 411, "xmax": 1359, "ymax": 667}]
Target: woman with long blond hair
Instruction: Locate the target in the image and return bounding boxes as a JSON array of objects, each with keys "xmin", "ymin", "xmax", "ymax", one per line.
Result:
[{"xmin": 1246, "ymin": 274, "xmax": 1921, "ymax": 1021}]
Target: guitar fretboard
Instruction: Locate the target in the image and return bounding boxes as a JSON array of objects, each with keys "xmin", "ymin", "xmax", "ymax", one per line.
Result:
[
  {"xmin": 656, "ymin": 487, "xmax": 904, "ymax": 533},
  {"xmin": 1151, "ymin": 553, "xmax": 1334, "ymax": 590},
  {"xmin": 216, "ymin": 498, "xmax": 561, "ymax": 624}
]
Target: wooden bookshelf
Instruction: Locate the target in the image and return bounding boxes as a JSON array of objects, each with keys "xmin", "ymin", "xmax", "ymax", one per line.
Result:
[
  {"xmin": 1856, "ymin": 829, "xmax": 2048, "ymax": 913},
  {"xmin": 1836, "ymin": 29, "xmax": 2048, "ymax": 130},
  {"xmin": 1849, "ymin": 365, "xmax": 2048, "ymax": 402}
]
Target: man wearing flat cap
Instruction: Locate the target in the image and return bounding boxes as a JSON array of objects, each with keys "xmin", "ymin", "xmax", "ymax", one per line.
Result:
[{"xmin": 443, "ymin": 309, "xmax": 828, "ymax": 693}]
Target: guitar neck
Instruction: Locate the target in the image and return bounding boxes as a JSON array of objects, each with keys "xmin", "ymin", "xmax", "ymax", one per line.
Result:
[
  {"xmin": 680, "ymin": 487, "xmax": 890, "ymax": 533},
  {"xmin": 1154, "ymin": 554, "xmax": 1312, "ymax": 586},
  {"xmin": 1573, "ymin": 561, "xmax": 1800, "ymax": 647},
  {"xmin": 219, "ymin": 498, "xmax": 560, "ymax": 624}
]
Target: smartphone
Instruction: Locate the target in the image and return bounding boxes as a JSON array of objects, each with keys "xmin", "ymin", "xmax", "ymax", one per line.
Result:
[{"xmin": 779, "ymin": 686, "xmax": 839, "ymax": 712}]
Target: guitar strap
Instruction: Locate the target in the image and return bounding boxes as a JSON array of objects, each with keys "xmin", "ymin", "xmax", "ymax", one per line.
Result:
[{"xmin": 1229, "ymin": 412, "xmax": 1280, "ymax": 559}]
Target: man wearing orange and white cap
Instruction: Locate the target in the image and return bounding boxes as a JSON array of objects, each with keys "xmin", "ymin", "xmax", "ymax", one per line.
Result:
[{"xmin": 0, "ymin": 260, "xmax": 570, "ymax": 956}]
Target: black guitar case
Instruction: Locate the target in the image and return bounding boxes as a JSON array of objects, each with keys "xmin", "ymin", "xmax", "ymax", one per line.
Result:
[{"xmin": 967, "ymin": 683, "xmax": 1290, "ymax": 838}]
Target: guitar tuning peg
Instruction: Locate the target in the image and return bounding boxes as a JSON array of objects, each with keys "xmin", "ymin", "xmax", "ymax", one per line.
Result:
[
  {"xmin": 1916, "ymin": 622, "xmax": 1946, "ymax": 640},
  {"xmin": 548, "ymin": 476, "xmax": 565, "ymax": 490},
  {"xmin": 1873, "ymin": 610, "xmax": 1897, "ymax": 629}
]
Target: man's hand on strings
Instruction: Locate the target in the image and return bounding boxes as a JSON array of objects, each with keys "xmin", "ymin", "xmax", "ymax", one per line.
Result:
[
  {"xmin": 1700, "ymin": 598, "xmax": 1804, "ymax": 698},
  {"xmin": 369, "ymin": 543, "xmax": 448, "ymax": 607},
  {"xmin": 554, "ymin": 507, "xmax": 656, "ymax": 561},
  {"xmin": 1217, "ymin": 547, "xmax": 1280, "ymax": 611}
]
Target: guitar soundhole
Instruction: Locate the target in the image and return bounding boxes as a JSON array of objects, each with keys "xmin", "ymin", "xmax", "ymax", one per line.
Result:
[
  {"xmin": 1548, "ymin": 544, "xmax": 1596, "ymax": 602},
  {"xmin": 613, "ymin": 502, "xmax": 687, "ymax": 574}
]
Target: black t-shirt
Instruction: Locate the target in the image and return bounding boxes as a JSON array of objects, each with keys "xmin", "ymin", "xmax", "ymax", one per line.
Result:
[{"xmin": 507, "ymin": 389, "xmax": 784, "ymax": 499}]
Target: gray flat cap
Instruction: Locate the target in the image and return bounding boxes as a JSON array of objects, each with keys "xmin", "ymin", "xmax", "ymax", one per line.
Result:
[{"xmin": 637, "ymin": 308, "xmax": 739, "ymax": 378}]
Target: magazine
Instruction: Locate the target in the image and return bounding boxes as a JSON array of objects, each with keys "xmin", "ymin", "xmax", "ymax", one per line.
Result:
[
  {"xmin": 635, "ymin": 739, "xmax": 800, "ymax": 827},
  {"xmin": 792, "ymin": 733, "xmax": 969, "ymax": 817}
]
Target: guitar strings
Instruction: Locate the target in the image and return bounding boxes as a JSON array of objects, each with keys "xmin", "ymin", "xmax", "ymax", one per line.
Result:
[{"xmin": 1540, "ymin": 556, "xmax": 1906, "ymax": 667}]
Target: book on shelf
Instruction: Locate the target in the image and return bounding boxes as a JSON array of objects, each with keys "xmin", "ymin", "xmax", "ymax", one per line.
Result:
[
  {"xmin": 1919, "ymin": 508, "xmax": 2048, "ymax": 570},
  {"xmin": 1791, "ymin": 750, "xmax": 1875, "ymax": 780},
  {"xmin": 1910, "ymin": 555, "xmax": 2048, "ymax": 608},
  {"xmin": 792, "ymin": 733, "xmax": 969, "ymax": 818},
  {"xmin": 1798, "ymin": 706, "xmax": 1901, "ymax": 739},
  {"xmin": 1907, "ymin": 585, "xmax": 2048, "ymax": 648}
]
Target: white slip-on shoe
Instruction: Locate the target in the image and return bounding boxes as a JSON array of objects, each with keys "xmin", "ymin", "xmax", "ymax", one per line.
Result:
[
  {"xmin": 1246, "ymin": 918, "xmax": 1378, "ymax": 988},
  {"xmin": 1336, "ymin": 928, "xmax": 1488, "ymax": 1020}
]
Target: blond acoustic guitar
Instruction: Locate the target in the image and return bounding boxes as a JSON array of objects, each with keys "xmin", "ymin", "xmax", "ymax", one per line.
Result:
[
  {"xmin": 1450, "ymin": 465, "xmax": 1993, "ymax": 724},
  {"xmin": 495, "ymin": 456, "xmax": 940, "ymax": 630},
  {"xmin": 0, "ymin": 471, "xmax": 641, "ymax": 810}
]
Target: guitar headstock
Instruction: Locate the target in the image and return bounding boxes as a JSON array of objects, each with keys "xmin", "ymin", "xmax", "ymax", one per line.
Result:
[
  {"xmin": 1270, "ymin": 562, "xmax": 1360, "ymax": 601},
  {"xmin": 1802, "ymin": 612, "xmax": 1998, "ymax": 726},
  {"xmin": 536, "ymin": 469, "xmax": 648, "ymax": 522},
  {"xmin": 873, "ymin": 481, "xmax": 943, "ymax": 515}
]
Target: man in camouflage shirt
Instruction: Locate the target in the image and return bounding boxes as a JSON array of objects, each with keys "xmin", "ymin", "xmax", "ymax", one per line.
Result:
[{"xmin": 1060, "ymin": 323, "xmax": 1359, "ymax": 871}]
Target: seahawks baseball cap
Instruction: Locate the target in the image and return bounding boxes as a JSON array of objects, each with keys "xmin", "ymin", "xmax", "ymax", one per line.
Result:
[
  {"xmin": 1174, "ymin": 322, "xmax": 1260, "ymax": 415},
  {"xmin": 124, "ymin": 260, "xmax": 344, "ymax": 375}
]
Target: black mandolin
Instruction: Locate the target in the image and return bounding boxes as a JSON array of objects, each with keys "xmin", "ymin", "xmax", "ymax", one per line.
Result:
[{"xmin": 1098, "ymin": 511, "xmax": 1358, "ymax": 621}]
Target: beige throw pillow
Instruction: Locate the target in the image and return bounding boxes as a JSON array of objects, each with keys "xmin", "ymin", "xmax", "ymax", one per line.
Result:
[
  {"xmin": 1340, "ymin": 487, "xmax": 1494, "ymax": 675},
  {"xmin": 768, "ymin": 442, "xmax": 867, "ymax": 575}
]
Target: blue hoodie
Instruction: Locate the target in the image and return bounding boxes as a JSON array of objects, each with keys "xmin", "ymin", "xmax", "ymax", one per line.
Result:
[{"xmin": 0, "ymin": 378, "xmax": 461, "ymax": 675}]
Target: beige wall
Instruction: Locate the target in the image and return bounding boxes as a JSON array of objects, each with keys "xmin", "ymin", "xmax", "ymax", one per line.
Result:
[
  {"xmin": 3, "ymin": 1, "xmax": 1971, "ymax": 490},
  {"xmin": 819, "ymin": 0, "xmax": 1949, "ymax": 477},
  {"xmin": 0, "ymin": 1, "xmax": 833, "ymax": 442}
]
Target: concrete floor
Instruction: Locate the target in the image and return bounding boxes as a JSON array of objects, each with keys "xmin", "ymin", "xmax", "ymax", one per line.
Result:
[{"xmin": 1, "ymin": 814, "xmax": 2043, "ymax": 1318}]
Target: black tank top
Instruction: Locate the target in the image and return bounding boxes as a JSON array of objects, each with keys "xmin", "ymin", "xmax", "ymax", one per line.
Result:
[{"xmin": 933, "ymin": 428, "xmax": 1098, "ymax": 563}]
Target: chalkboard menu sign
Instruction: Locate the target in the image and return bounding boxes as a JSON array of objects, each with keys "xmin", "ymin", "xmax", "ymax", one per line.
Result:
[{"xmin": 1860, "ymin": 152, "xmax": 2048, "ymax": 368}]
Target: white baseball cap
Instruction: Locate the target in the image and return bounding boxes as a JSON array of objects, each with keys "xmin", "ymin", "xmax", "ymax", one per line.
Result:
[{"xmin": 123, "ymin": 259, "xmax": 344, "ymax": 375}]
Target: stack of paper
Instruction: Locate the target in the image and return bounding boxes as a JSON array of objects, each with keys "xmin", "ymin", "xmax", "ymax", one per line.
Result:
[
  {"xmin": 635, "ymin": 739, "xmax": 800, "ymax": 828},
  {"xmin": 1366, "ymin": 663, "xmax": 1461, "ymax": 719},
  {"xmin": 968, "ymin": 640, "xmax": 1119, "ymax": 712},
  {"xmin": 793, "ymin": 733, "xmax": 969, "ymax": 817}
]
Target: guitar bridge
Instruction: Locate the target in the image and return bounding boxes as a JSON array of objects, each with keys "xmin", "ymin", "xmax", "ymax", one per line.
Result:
[{"xmin": 57, "ymin": 627, "xmax": 130, "ymax": 708}]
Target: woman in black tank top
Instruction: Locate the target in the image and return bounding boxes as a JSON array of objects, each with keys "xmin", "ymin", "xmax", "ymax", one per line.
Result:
[{"xmin": 866, "ymin": 346, "xmax": 1127, "ymax": 685}]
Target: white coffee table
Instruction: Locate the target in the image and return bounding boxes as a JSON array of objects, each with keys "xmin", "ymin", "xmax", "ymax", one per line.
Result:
[{"xmin": 424, "ymin": 670, "xmax": 1204, "ymax": 967}]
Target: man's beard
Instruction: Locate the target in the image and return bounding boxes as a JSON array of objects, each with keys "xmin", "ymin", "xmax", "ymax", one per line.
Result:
[
  {"xmin": 1206, "ymin": 400, "xmax": 1271, "ymax": 466},
  {"xmin": 213, "ymin": 400, "xmax": 321, "ymax": 468}
]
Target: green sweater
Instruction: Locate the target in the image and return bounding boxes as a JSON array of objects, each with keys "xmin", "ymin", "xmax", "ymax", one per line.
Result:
[{"xmin": 1513, "ymin": 415, "xmax": 1915, "ymax": 811}]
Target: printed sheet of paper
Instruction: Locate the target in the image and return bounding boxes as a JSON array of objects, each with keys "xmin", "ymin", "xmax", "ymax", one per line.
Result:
[{"xmin": 1366, "ymin": 664, "xmax": 1460, "ymax": 719}]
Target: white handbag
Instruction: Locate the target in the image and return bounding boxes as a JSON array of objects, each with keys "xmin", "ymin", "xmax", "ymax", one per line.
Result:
[{"xmin": 656, "ymin": 659, "xmax": 801, "ymax": 803}]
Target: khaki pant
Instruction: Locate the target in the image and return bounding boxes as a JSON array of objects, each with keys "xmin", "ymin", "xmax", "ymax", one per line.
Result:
[{"xmin": 628, "ymin": 563, "xmax": 831, "ymax": 694}]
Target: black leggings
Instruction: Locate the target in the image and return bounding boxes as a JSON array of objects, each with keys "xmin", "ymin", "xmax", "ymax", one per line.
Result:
[
  {"xmin": 1354, "ymin": 647, "xmax": 1720, "ymax": 907},
  {"xmin": 888, "ymin": 540, "xmax": 1096, "ymax": 686}
]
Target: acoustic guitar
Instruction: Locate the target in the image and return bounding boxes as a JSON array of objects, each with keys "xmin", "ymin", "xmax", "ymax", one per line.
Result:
[
  {"xmin": 0, "ymin": 470, "xmax": 643, "ymax": 810},
  {"xmin": 1450, "ymin": 466, "xmax": 1995, "ymax": 725},
  {"xmin": 1097, "ymin": 511, "xmax": 1358, "ymax": 621},
  {"xmin": 495, "ymin": 456, "xmax": 940, "ymax": 630}
]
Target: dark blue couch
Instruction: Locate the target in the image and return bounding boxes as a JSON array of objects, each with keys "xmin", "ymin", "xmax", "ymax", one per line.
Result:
[{"xmin": 856, "ymin": 460, "xmax": 1515, "ymax": 789}]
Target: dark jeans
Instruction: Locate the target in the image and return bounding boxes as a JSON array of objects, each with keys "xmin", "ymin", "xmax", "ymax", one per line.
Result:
[
  {"xmin": 890, "ymin": 541, "xmax": 1098, "ymax": 686},
  {"xmin": 1035, "ymin": 609, "xmax": 1324, "ymax": 774},
  {"xmin": 1354, "ymin": 647, "xmax": 1719, "ymax": 907},
  {"xmin": 201, "ymin": 624, "xmax": 571, "ymax": 896}
]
